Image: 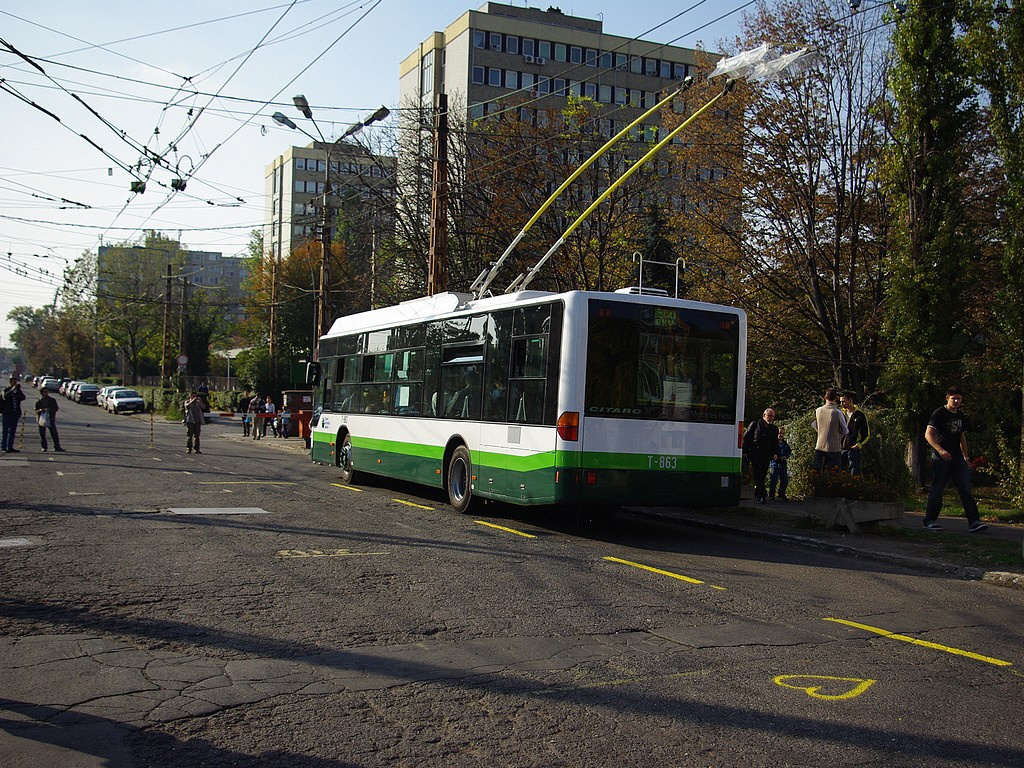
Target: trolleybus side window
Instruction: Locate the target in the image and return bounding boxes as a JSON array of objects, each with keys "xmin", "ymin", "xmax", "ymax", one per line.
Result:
[
  {"xmin": 440, "ymin": 345, "xmax": 483, "ymax": 419},
  {"xmin": 483, "ymin": 311, "xmax": 512, "ymax": 422},
  {"xmin": 393, "ymin": 348, "xmax": 424, "ymax": 416}
]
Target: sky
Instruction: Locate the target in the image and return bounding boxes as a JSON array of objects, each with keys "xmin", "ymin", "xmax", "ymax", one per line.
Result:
[{"xmin": 0, "ymin": 0, "xmax": 751, "ymax": 350}]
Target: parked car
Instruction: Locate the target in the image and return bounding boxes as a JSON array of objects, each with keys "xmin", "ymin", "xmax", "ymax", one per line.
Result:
[
  {"xmin": 97, "ymin": 386, "xmax": 128, "ymax": 408},
  {"xmin": 75, "ymin": 384, "xmax": 100, "ymax": 404},
  {"xmin": 106, "ymin": 389, "xmax": 146, "ymax": 414},
  {"xmin": 40, "ymin": 377, "xmax": 60, "ymax": 392}
]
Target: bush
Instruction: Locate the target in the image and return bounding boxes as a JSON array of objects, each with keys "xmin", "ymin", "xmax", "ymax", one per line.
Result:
[{"xmin": 780, "ymin": 405, "xmax": 913, "ymax": 502}]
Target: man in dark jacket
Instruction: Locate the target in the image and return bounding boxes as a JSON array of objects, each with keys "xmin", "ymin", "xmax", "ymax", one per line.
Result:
[
  {"xmin": 2, "ymin": 376, "xmax": 26, "ymax": 452},
  {"xmin": 34, "ymin": 387, "xmax": 64, "ymax": 452},
  {"xmin": 743, "ymin": 408, "xmax": 779, "ymax": 503}
]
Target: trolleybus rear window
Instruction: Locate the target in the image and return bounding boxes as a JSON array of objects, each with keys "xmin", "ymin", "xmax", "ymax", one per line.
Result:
[{"xmin": 585, "ymin": 300, "xmax": 739, "ymax": 423}]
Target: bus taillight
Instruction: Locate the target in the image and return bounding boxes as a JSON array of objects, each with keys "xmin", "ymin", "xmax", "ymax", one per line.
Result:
[
  {"xmin": 738, "ymin": 421, "xmax": 745, "ymax": 449},
  {"xmin": 557, "ymin": 411, "xmax": 579, "ymax": 441}
]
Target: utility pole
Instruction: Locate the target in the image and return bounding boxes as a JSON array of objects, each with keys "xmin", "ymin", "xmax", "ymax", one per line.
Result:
[
  {"xmin": 161, "ymin": 264, "xmax": 171, "ymax": 387},
  {"xmin": 269, "ymin": 251, "xmax": 277, "ymax": 385},
  {"xmin": 317, "ymin": 151, "xmax": 331, "ymax": 353},
  {"xmin": 427, "ymin": 92, "xmax": 448, "ymax": 295}
]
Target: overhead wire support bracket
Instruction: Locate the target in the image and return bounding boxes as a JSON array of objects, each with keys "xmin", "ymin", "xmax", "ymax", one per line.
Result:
[{"xmin": 470, "ymin": 76, "xmax": 695, "ymax": 299}]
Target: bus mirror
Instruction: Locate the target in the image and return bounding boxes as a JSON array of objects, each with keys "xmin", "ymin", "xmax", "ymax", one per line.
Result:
[{"xmin": 305, "ymin": 361, "xmax": 321, "ymax": 386}]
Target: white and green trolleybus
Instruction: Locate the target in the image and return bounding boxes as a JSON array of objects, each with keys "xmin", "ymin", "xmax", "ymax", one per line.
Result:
[{"xmin": 307, "ymin": 288, "xmax": 746, "ymax": 511}]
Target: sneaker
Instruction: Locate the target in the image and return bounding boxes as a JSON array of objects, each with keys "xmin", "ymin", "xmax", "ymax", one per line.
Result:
[
  {"xmin": 194, "ymin": 450, "xmax": 201, "ymax": 454},
  {"xmin": 922, "ymin": 521, "xmax": 942, "ymax": 531},
  {"xmin": 968, "ymin": 521, "xmax": 988, "ymax": 533},
  {"xmin": 54, "ymin": 447, "xmax": 66, "ymax": 452},
  {"xmin": 41, "ymin": 447, "xmax": 47, "ymax": 452},
  {"xmin": 187, "ymin": 449, "xmax": 192, "ymax": 454}
]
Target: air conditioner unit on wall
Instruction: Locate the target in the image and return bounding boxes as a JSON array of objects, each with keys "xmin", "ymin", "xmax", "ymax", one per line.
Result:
[
  {"xmin": 535, "ymin": 57, "xmax": 546, "ymax": 65},
  {"xmin": 523, "ymin": 54, "xmax": 535, "ymax": 63}
]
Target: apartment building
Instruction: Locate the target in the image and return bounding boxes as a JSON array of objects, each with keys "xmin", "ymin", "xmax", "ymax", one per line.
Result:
[
  {"xmin": 400, "ymin": 3, "xmax": 703, "ymax": 121},
  {"xmin": 263, "ymin": 142, "xmax": 396, "ymax": 265}
]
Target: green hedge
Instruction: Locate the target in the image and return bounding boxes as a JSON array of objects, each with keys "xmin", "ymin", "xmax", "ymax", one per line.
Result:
[{"xmin": 780, "ymin": 406, "xmax": 914, "ymax": 503}]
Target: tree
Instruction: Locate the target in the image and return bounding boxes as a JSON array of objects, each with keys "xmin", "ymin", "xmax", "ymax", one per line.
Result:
[
  {"xmin": 6, "ymin": 306, "xmax": 57, "ymax": 375},
  {"xmin": 961, "ymin": 0, "xmax": 1024, "ymax": 477},
  {"xmin": 676, "ymin": 0, "xmax": 895, "ymax": 413},
  {"xmin": 882, "ymin": 0, "xmax": 981, "ymax": 478}
]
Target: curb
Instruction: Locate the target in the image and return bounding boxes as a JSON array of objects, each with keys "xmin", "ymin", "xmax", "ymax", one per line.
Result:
[{"xmin": 631, "ymin": 507, "xmax": 1024, "ymax": 590}]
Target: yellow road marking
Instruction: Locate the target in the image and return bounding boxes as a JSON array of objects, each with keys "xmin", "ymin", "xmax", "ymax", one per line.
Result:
[
  {"xmin": 394, "ymin": 499, "xmax": 433, "ymax": 509},
  {"xmin": 774, "ymin": 675, "xmax": 876, "ymax": 701},
  {"xmin": 331, "ymin": 483, "xmax": 363, "ymax": 493},
  {"xmin": 474, "ymin": 520, "xmax": 537, "ymax": 538},
  {"xmin": 199, "ymin": 481, "xmax": 295, "ymax": 485},
  {"xmin": 824, "ymin": 618, "xmax": 1013, "ymax": 666},
  {"xmin": 604, "ymin": 556, "xmax": 725, "ymax": 589}
]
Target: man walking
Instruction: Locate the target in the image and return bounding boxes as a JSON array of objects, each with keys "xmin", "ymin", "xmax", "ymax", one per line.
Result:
[
  {"xmin": 743, "ymin": 408, "xmax": 779, "ymax": 504},
  {"xmin": 923, "ymin": 386, "xmax": 987, "ymax": 532},
  {"xmin": 2, "ymin": 376, "xmax": 25, "ymax": 452},
  {"xmin": 34, "ymin": 387, "xmax": 64, "ymax": 452},
  {"xmin": 840, "ymin": 391, "xmax": 870, "ymax": 475},
  {"xmin": 184, "ymin": 391, "xmax": 205, "ymax": 454},
  {"xmin": 248, "ymin": 393, "xmax": 263, "ymax": 440},
  {"xmin": 812, "ymin": 388, "xmax": 848, "ymax": 470}
]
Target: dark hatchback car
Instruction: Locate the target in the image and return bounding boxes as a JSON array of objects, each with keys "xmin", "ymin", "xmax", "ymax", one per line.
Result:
[{"xmin": 75, "ymin": 384, "xmax": 100, "ymax": 404}]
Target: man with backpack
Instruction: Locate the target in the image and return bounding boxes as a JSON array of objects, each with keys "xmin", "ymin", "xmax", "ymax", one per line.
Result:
[{"xmin": 743, "ymin": 408, "xmax": 779, "ymax": 504}]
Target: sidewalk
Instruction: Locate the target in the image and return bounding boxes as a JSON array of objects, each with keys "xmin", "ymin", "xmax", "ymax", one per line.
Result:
[{"xmin": 635, "ymin": 495, "xmax": 1024, "ymax": 591}]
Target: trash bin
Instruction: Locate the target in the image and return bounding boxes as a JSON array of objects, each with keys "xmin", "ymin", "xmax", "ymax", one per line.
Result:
[
  {"xmin": 295, "ymin": 410, "xmax": 313, "ymax": 450},
  {"xmin": 282, "ymin": 390, "xmax": 314, "ymax": 449}
]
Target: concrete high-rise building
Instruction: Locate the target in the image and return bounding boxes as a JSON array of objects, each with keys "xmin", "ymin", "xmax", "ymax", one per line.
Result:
[
  {"xmin": 263, "ymin": 142, "xmax": 396, "ymax": 265},
  {"xmin": 400, "ymin": 2, "xmax": 701, "ymax": 121}
]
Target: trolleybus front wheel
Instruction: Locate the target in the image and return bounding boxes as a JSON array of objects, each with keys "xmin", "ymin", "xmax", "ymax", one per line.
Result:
[
  {"xmin": 338, "ymin": 433, "xmax": 360, "ymax": 484},
  {"xmin": 447, "ymin": 445, "xmax": 475, "ymax": 513}
]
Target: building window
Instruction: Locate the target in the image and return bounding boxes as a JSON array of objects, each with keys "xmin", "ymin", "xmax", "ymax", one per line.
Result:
[
  {"xmin": 521, "ymin": 72, "xmax": 535, "ymax": 91},
  {"xmin": 295, "ymin": 158, "xmax": 306, "ymax": 170},
  {"xmin": 469, "ymin": 103, "xmax": 485, "ymax": 120},
  {"xmin": 506, "ymin": 35, "xmax": 519, "ymax": 55},
  {"xmin": 536, "ymin": 77, "xmax": 550, "ymax": 94},
  {"xmin": 473, "ymin": 30, "xmax": 485, "ymax": 49},
  {"xmin": 674, "ymin": 63, "xmax": 688, "ymax": 79},
  {"xmin": 538, "ymin": 40, "xmax": 551, "ymax": 59},
  {"xmin": 569, "ymin": 80, "xmax": 581, "ymax": 97},
  {"xmin": 630, "ymin": 56, "xmax": 642, "ymax": 74},
  {"xmin": 615, "ymin": 53, "xmax": 627, "ymax": 71},
  {"xmin": 294, "ymin": 180, "xmax": 305, "ymax": 193},
  {"xmin": 472, "ymin": 66, "xmax": 485, "ymax": 85},
  {"xmin": 488, "ymin": 68, "xmax": 501, "ymax": 87},
  {"xmin": 614, "ymin": 86, "xmax": 627, "ymax": 105},
  {"xmin": 585, "ymin": 82, "xmax": 597, "ymax": 100},
  {"xmin": 554, "ymin": 43, "xmax": 567, "ymax": 62},
  {"xmin": 570, "ymin": 46, "xmax": 582, "ymax": 64},
  {"xmin": 585, "ymin": 48, "xmax": 598, "ymax": 66},
  {"xmin": 553, "ymin": 78, "xmax": 566, "ymax": 96},
  {"xmin": 421, "ymin": 50, "xmax": 433, "ymax": 95},
  {"xmin": 599, "ymin": 84, "xmax": 611, "ymax": 103},
  {"xmin": 489, "ymin": 32, "xmax": 502, "ymax": 51},
  {"xmin": 645, "ymin": 58, "xmax": 658, "ymax": 76},
  {"xmin": 661, "ymin": 60, "xmax": 672, "ymax": 79},
  {"xmin": 522, "ymin": 38, "xmax": 535, "ymax": 57},
  {"xmin": 504, "ymin": 70, "xmax": 518, "ymax": 89},
  {"xmin": 600, "ymin": 51, "xmax": 612, "ymax": 68}
]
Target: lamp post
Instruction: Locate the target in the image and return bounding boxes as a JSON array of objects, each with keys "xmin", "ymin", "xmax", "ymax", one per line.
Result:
[{"xmin": 273, "ymin": 98, "xmax": 389, "ymax": 357}]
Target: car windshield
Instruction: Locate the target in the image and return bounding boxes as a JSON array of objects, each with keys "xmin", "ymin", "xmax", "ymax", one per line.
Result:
[
  {"xmin": 117, "ymin": 390, "xmax": 141, "ymax": 398},
  {"xmin": 80, "ymin": 385, "xmax": 99, "ymax": 391}
]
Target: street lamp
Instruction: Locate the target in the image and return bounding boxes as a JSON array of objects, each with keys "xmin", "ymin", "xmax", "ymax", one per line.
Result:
[{"xmin": 273, "ymin": 97, "xmax": 390, "ymax": 356}]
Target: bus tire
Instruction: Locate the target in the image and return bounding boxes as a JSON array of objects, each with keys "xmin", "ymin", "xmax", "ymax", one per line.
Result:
[
  {"xmin": 338, "ymin": 433, "xmax": 360, "ymax": 484},
  {"xmin": 447, "ymin": 445, "xmax": 475, "ymax": 513}
]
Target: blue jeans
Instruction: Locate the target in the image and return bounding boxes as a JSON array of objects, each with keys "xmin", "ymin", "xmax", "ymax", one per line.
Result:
[
  {"xmin": 842, "ymin": 448, "xmax": 862, "ymax": 475},
  {"xmin": 925, "ymin": 454, "xmax": 979, "ymax": 524},
  {"xmin": 769, "ymin": 461, "xmax": 788, "ymax": 498}
]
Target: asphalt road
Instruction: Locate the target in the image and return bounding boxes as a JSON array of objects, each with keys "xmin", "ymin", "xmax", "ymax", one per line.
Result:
[{"xmin": 1, "ymin": 394, "xmax": 1023, "ymax": 767}]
